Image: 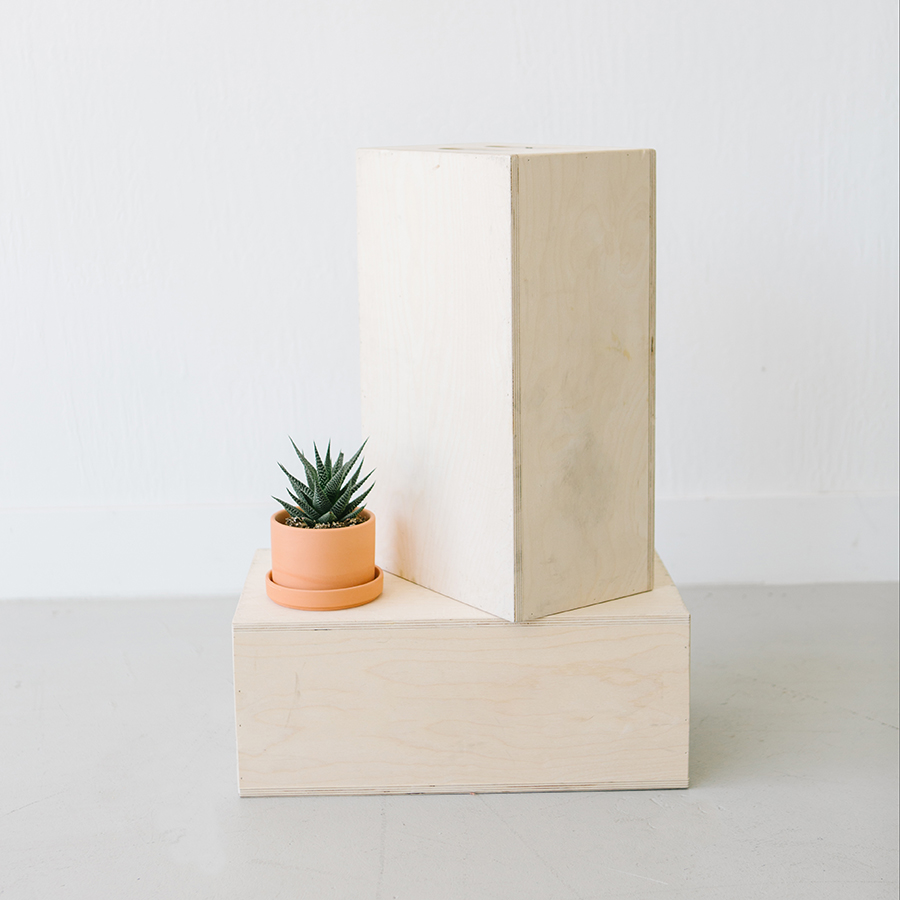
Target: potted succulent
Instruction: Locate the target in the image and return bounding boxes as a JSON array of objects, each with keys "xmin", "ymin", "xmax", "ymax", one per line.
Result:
[{"xmin": 265, "ymin": 438, "xmax": 383, "ymax": 611}]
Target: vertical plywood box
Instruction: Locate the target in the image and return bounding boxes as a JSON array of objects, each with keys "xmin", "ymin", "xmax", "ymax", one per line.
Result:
[{"xmin": 359, "ymin": 145, "xmax": 655, "ymax": 622}]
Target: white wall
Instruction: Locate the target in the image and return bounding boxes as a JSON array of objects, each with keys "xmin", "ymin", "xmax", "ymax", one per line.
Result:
[{"xmin": 1, "ymin": 0, "xmax": 897, "ymax": 598}]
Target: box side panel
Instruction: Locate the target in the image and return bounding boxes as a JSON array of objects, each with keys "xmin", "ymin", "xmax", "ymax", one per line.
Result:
[
  {"xmin": 358, "ymin": 149, "xmax": 516, "ymax": 621},
  {"xmin": 516, "ymin": 150, "xmax": 655, "ymax": 620},
  {"xmin": 234, "ymin": 622, "xmax": 689, "ymax": 795},
  {"xmin": 648, "ymin": 150, "xmax": 657, "ymax": 593}
]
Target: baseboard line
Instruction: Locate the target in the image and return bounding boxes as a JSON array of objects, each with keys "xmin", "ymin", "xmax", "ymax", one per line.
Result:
[{"xmin": 0, "ymin": 494, "xmax": 896, "ymax": 599}]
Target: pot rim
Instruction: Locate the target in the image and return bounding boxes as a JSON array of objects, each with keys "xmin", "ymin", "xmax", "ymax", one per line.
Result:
[{"xmin": 271, "ymin": 507, "xmax": 373, "ymax": 529}]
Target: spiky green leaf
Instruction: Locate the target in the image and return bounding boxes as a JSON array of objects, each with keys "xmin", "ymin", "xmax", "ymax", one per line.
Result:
[
  {"xmin": 342, "ymin": 439, "xmax": 367, "ymax": 478},
  {"xmin": 341, "ymin": 459, "xmax": 365, "ymax": 495},
  {"xmin": 313, "ymin": 443, "xmax": 327, "ymax": 485},
  {"xmin": 280, "ymin": 469, "xmax": 316, "ymax": 507},
  {"xmin": 344, "ymin": 483, "xmax": 375, "ymax": 518},
  {"xmin": 273, "ymin": 496, "xmax": 311, "ymax": 523},
  {"xmin": 290, "ymin": 438, "xmax": 319, "ymax": 486},
  {"xmin": 330, "ymin": 485, "xmax": 354, "ymax": 520},
  {"xmin": 311, "ymin": 479, "xmax": 330, "ymax": 512},
  {"xmin": 287, "ymin": 489, "xmax": 318, "ymax": 519},
  {"xmin": 328, "ymin": 440, "xmax": 367, "ymax": 492},
  {"xmin": 279, "ymin": 464, "xmax": 314, "ymax": 502},
  {"xmin": 324, "ymin": 465, "xmax": 348, "ymax": 497},
  {"xmin": 278, "ymin": 438, "xmax": 374, "ymax": 527},
  {"xmin": 332, "ymin": 468, "xmax": 367, "ymax": 510},
  {"xmin": 332, "ymin": 469, "xmax": 373, "ymax": 519}
]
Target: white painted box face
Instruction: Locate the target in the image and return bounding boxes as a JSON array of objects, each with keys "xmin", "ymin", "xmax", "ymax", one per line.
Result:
[
  {"xmin": 358, "ymin": 145, "xmax": 656, "ymax": 622},
  {"xmin": 233, "ymin": 551, "xmax": 689, "ymax": 797}
]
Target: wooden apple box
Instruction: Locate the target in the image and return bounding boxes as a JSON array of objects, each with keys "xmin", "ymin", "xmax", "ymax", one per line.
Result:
[
  {"xmin": 358, "ymin": 144, "xmax": 656, "ymax": 622},
  {"xmin": 233, "ymin": 550, "xmax": 689, "ymax": 796}
]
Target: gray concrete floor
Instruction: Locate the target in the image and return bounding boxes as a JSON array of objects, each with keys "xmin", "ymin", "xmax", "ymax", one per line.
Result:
[{"xmin": 1, "ymin": 583, "xmax": 897, "ymax": 900}]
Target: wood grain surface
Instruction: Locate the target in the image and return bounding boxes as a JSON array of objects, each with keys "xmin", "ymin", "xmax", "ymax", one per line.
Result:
[
  {"xmin": 515, "ymin": 149, "xmax": 656, "ymax": 618},
  {"xmin": 358, "ymin": 146, "xmax": 655, "ymax": 622},
  {"xmin": 234, "ymin": 550, "xmax": 685, "ymax": 631},
  {"xmin": 233, "ymin": 550, "xmax": 689, "ymax": 796},
  {"xmin": 358, "ymin": 148, "xmax": 517, "ymax": 620}
]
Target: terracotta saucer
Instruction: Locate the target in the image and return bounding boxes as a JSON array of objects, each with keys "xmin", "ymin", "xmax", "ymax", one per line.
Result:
[{"xmin": 265, "ymin": 566, "xmax": 384, "ymax": 611}]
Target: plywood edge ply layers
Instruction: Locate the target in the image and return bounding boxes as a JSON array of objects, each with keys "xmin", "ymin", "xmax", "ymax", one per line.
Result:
[{"xmin": 358, "ymin": 146, "xmax": 656, "ymax": 622}]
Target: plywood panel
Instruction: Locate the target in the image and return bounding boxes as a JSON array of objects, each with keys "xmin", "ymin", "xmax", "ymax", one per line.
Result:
[
  {"xmin": 235, "ymin": 623, "xmax": 688, "ymax": 796},
  {"xmin": 516, "ymin": 150, "xmax": 656, "ymax": 618},
  {"xmin": 233, "ymin": 550, "xmax": 689, "ymax": 796},
  {"xmin": 358, "ymin": 148, "xmax": 516, "ymax": 621}
]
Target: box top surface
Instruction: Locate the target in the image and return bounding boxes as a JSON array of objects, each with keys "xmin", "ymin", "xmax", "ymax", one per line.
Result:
[
  {"xmin": 358, "ymin": 144, "xmax": 654, "ymax": 157},
  {"xmin": 233, "ymin": 552, "xmax": 688, "ymax": 632}
]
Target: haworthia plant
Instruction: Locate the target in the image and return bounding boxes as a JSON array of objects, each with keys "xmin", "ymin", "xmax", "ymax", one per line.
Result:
[{"xmin": 274, "ymin": 438, "xmax": 374, "ymax": 527}]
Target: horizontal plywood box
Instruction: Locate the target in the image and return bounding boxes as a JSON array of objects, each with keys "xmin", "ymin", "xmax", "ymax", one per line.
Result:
[
  {"xmin": 358, "ymin": 144, "xmax": 656, "ymax": 621},
  {"xmin": 233, "ymin": 550, "xmax": 688, "ymax": 796}
]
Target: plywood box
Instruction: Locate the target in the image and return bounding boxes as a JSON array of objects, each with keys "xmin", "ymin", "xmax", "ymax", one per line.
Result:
[
  {"xmin": 358, "ymin": 144, "xmax": 656, "ymax": 621},
  {"xmin": 233, "ymin": 550, "xmax": 688, "ymax": 796}
]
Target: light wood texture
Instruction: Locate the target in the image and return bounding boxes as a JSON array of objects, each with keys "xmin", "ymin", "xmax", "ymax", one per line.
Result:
[
  {"xmin": 358, "ymin": 148, "xmax": 516, "ymax": 620},
  {"xmin": 233, "ymin": 550, "xmax": 689, "ymax": 796},
  {"xmin": 358, "ymin": 145, "xmax": 656, "ymax": 622},
  {"xmin": 516, "ymin": 149, "xmax": 656, "ymax": 618}
]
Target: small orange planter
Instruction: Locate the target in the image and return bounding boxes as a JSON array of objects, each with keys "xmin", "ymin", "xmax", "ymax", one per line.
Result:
[{"xmin": 267, "ymin": 509, "xmax": 383, "ymax": 610}]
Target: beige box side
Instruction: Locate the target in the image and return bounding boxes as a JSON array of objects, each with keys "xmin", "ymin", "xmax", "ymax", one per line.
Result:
[
  {"xmin": 235, "ymin": 621, "xmax": 688, "ymax": 797},
  {"xmin": 358, "ymin": 148, "xmax": 517, "ymax": 621},
  {"xmin": 233, "ymin": 552, "xmax": 689, "ymax": 796},
  {"xmin": 515, "ymin": 150, "xmax": 656, "ymax": 619}
]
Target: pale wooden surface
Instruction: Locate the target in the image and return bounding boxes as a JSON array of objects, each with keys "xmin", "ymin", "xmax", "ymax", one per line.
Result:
[
  {"xmin": 516, "ymin": 149, "xmax": 656, "ymax": 618},
  {"xmin": 358, "ymin": 145, "xmax": 655, "ymax": 622},
  {"xmin": 233, "ymin": 551, "xmax": 689, "ymax": 796},
  {"xmin": 233, "ymin": 550, "xmax": 687, "ymax": 631},
  {"xmin": 234, "ymin": 550, "xmax": 499, "ymax": 631},
  {"xmin": 358, "ymin": 148, "xmax": 516, "ymax": 621}
]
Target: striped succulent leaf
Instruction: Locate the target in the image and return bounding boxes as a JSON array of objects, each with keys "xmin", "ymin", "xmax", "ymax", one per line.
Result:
[{"xmin": 274, "ymin": 438, "xmax": 373, "ymax": 526}]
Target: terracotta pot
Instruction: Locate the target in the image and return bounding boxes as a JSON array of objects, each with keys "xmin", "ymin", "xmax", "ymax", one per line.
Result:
[{"xmin": 270, "ymin": 509, "xmax": 377, "ymax": 592}]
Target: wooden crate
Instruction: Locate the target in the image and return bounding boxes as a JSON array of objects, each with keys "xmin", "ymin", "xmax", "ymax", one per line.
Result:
[
  {"xmin": 358, "ymin": 144, "xmax": 656, "ymax": 621},
  {"xmin": 233, "ymin": 550, "xmax": 688, "ymax": 796}
]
